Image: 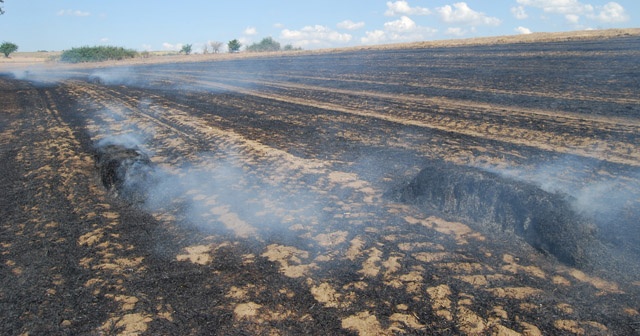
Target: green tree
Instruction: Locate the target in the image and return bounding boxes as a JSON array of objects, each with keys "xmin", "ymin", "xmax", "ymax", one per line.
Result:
[
  {"xmin": 228, "ymin": 39, "xmax": 241, "ymax": 53},
  {"xmin": 246, "ymin": 37, "xmax": 281, "ymax": 53},
  {"xmin": 59, "ymin": 46, "xmax": 137, "ymax": 63},
  {"xmin": 0, "ymin": 0, "xmax": 4, "ymax": 15},
  {"xmin": 180, "ymin": 44, "xmax": 192, "ymax": 55},
  {"xmin": 283, "ymin": 44, "xmax": 302, "ymax": 51},
  {"xmin": 0, "ymin": 42, "xmax": 18, "ymax": 57}
]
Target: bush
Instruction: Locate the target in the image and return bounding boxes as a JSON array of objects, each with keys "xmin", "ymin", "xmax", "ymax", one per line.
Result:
[
  {"xmin": 60, "ymin": 46, "xmax": 138, "ymax": 63},
  {"xmin": 246, "ymin": 37, "xmax": 281, "ymax": 52},
  {"xmin": 283, "ymin": 44, "xmax": 302, "ymax": 51},
  {"xmin": 180, "ymin": 44, "xmax": 192, "ymax": 55},
  {"xmin": 228, "ymin": 39, "xmax": 242, "ymax": 53},
  {"xmin": 0, "ymin": 41, "xmax": 18, "ymax": 57}
]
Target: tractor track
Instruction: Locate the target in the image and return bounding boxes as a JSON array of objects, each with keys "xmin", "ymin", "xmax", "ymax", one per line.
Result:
[{"xmin": 129, "ymin": 68, "xmax": 640, "ymax": 167}]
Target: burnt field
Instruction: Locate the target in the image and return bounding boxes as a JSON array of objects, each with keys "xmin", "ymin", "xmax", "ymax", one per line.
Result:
[{"xmin": 1, "ymin": 36, "xmax": 640, "ymax": 335}]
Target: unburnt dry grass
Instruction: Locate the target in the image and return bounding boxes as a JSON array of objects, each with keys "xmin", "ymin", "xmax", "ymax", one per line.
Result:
[{"xmin": 1, "ymin": 31, "xmax": 639, "ymax": 335}]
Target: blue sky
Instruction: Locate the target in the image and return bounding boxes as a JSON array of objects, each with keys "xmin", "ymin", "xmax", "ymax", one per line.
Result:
[{"xmin": 1, "ymin": 1, "xmax": 637, "ymax": 52}]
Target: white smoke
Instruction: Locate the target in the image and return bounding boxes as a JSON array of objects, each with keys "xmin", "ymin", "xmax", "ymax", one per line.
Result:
[
  {"xmin": 96, "ymin": 133, "xmax": 147, "ymax": 151},
  {"xmin": 88, "ymin": 99, "xmax": 323, "ymax": 238},
  {"xmin": 6, "ymin": 66, "xmax": 80, "ymax": 84},
  {"xmin": 479, "ymin": 156, "xmax": 640, "ymax": 244},
  {"xmin": 89, "ymin": 67, "xmax": 138, "ymax": 86}
]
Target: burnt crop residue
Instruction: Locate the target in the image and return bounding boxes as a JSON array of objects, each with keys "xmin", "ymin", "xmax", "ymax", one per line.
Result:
[
  {"xmin": 389, "ymin": 161, "xmax": 596, "ymax": 267},
  {"xmin": 95, "ymin": 144, "xmax": 155, "ymax": 203}
]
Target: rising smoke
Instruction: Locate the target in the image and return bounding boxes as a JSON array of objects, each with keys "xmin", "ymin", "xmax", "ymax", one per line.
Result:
[
  {"xmin": 482, "ymin": 158, "xmax": 639, "ymax": 224},
  {"xmin": 90, "ymin": 98, "xmax": 322, "ymax": 239},
  {"xmin": 479, "ymin": 157, "xmax": 640, "ymax": 263}
]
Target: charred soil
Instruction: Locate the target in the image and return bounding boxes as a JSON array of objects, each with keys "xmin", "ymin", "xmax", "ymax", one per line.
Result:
[{"xmin": 1, "ymin": 36, "xmax": 639, "ymax": 335}]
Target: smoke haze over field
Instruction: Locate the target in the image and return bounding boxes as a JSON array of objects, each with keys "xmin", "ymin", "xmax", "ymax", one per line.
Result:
[
  {"xmin": 81, "ymin": 56, "xmax": 640, "ymax": 271},
  {"xmin": 6, "ymin": 39, "xmax": 637, "ymax": 270},
  {"xmin": 7, "ymin": 67, "xmax": 82, "ymax": 84},
  {"xmin": 89, "ymin": 100, "xmax": 324, "ymax": 240},
  {"xmin": 479, "ymin": 157, "xmax": 640, "ymax": 261},
  {"xmin": 480, "ymin": 157, "xmax": 640, "ymax": 219}
]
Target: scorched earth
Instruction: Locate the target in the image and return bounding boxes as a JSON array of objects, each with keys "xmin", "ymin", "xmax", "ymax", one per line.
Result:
[{"xmin": 1, "ymin": 32, "xmax": 640, "ymax": 335}]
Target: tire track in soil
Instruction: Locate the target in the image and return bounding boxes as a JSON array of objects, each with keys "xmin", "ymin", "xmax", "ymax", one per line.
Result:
[
  {"xmin": 180, "ymin": 77, "xmax": 639, "ymax": 167},
  {"xmin": 52, "ymin": 82, "xmax": 498, "ymax": 333},
  {"xmin": 36, "ymin": 87, "xmax": 162, "ymax": 335},
  {"xmin": 0, "ymin": 81, "xmax": 155, "ymax": 334},
  {"xmin": 41, "ymin": 82, "xmax": 296, "ymax": 335},
  {"xmin": 40, "ymin": 78, "xmax": 640, "ymax": 335},
  {"xmin": 128, "ymin": 67, "xmax": 640, "ymax": 170},
  {"xmin": 153, "ymin": 66, "xmax": 640, "ymax": 106},
  {"xmin": 59, "ymin": 82, "xmax": 449, "ymax": 334}
]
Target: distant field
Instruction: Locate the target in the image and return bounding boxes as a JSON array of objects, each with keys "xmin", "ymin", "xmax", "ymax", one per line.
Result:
[{"xmin": 2, "ymin": 28, "xmax": 639, "ymax": 69}]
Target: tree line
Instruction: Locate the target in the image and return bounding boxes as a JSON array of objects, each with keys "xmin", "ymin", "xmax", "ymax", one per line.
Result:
[
  {"xmin": 147, "ymin": 37, "xmax": 300, "ymax": 56},
  {"xmin": 0, "ymin": 36, "xmax": 300, "ymax": 61},
  {"xmin": 191, "ymin": 37, "xmax": 300, "ymax": 55},
  {"xmin": 2, "ymin": 7, "xmax": 303, "ymax": 60}
]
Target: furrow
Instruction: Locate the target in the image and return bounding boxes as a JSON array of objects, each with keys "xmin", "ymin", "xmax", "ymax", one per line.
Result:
[{"xmin": 188, "ymin": 79, "xmax": 640, "ymax": 167}]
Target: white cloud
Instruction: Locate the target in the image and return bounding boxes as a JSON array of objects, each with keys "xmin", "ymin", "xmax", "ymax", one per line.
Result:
[
  {"xmin": 436, "ymin": 2, "xmax": 501, "ymax": 26},
  {"xmin": 100, "ymin": 37, "xmax": 110, "ymax": 43},
  {"xmin": 589, "ymin": 2, "xmax": 629, "ymax": 23},
  {"xmin": 274, "ymin": 23, "xmax": 285, "ymax": 29},
  {"xmin": 337, "ymin": 20, "xmax": 365, "ymax": 30},
  {"xmin": 385, "ymin": 1, "xmax": 430, "ymax": 16},
  {"xmin": 244, "ymin": 27, "xmax": 257, "ymax": 35},
  {"xmin": 565, "ymin": 14, "xmax": 580, "ymax": 23},
  {"xmin": 195, "ymin": 43, "xmax": 209, "ymax": 54},
  {"xmin": 361, "ymin": 16, "xmax": 437, "ymax": 45},
  {"xmin": 517, "ymin": 0, "xmax": 628, "ymax": 24},
  {"xmin": 57, "ymin": 9, "xmax": 90, "ymax": 17},
  {"xmin": 516, "ymin": 26, "xmax": 533, "ymax": 34},
  {"xmin": 516, "ymin": 0, "xmax": 593, "ymax": 15},
  {"xmin": 361, "ymin": 30, "xmax": 387, "ymax": 44},
  {"xmin": 280, "ymin": 25, "xmax": 352, "ymax": 48},
  {"xmin": 238, "ymin": 37, "xmax": 254, "ymax": 48},
  {"xmin": 384, "ymin": 16, "xmax": 416, "ymax": 32},
  {"xmin": 446, "ymin": 27, "xmax": 468, "ymax": 37},
  {"xmin": 162, "ymin": 42, "xmax": 183, "ymax": 51},
  {"xmin": 511, "ymin": 6, "xmax": 528, "ymax": 19}
]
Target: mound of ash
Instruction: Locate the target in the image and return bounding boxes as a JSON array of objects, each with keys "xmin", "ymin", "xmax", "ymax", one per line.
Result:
[
  {"xmin": 388, "ymin": 161, "xmax": 596, "ymax": 267},
  {"xmin": 95, "ymin": 144, "xmax": 155, "ymax": 203}
]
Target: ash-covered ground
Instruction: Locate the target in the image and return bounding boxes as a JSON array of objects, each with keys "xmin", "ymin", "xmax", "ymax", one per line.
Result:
[{"xmin": 1, "ymin": 35, "xmax": 639, "ymax": 335}]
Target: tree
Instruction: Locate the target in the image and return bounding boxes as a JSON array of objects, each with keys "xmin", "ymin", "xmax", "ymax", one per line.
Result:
[
  {"xmin": 228, "ymin": 39, "xmax": 241, "ymax": 53},
  {"xmin": 209, "ymin": 41, "xmax": 223, "ymax": 53},
  {"xmin": 283, "ymin": 44, "xmax": 302, "ymax": 51},
  {"xmin": 180, "ymin": 44, "xmax": 192, "ymax": 55},
  {"xmin": 60, "ymin": 46, "xmax": 137, "ymax": 63},
  {"xmin": 0, "ymin": 42, "xmax": 18, "ymax": 57},
  {"xmin": 246, "ymin": 37, "xmax": 281, "ymax": 53},
  {"xmin": 0, "ymin": 0, "xmax": 4, "ymax": 15}
]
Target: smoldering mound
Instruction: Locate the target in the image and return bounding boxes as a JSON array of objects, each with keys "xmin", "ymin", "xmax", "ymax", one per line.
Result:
[
  {"xmin": 387, "ymin": 161, "xmax": 597, "ymax": 267},
  {"xmin": 94, "ymin": 143, "xmax": 156, "ymax": 203}
]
